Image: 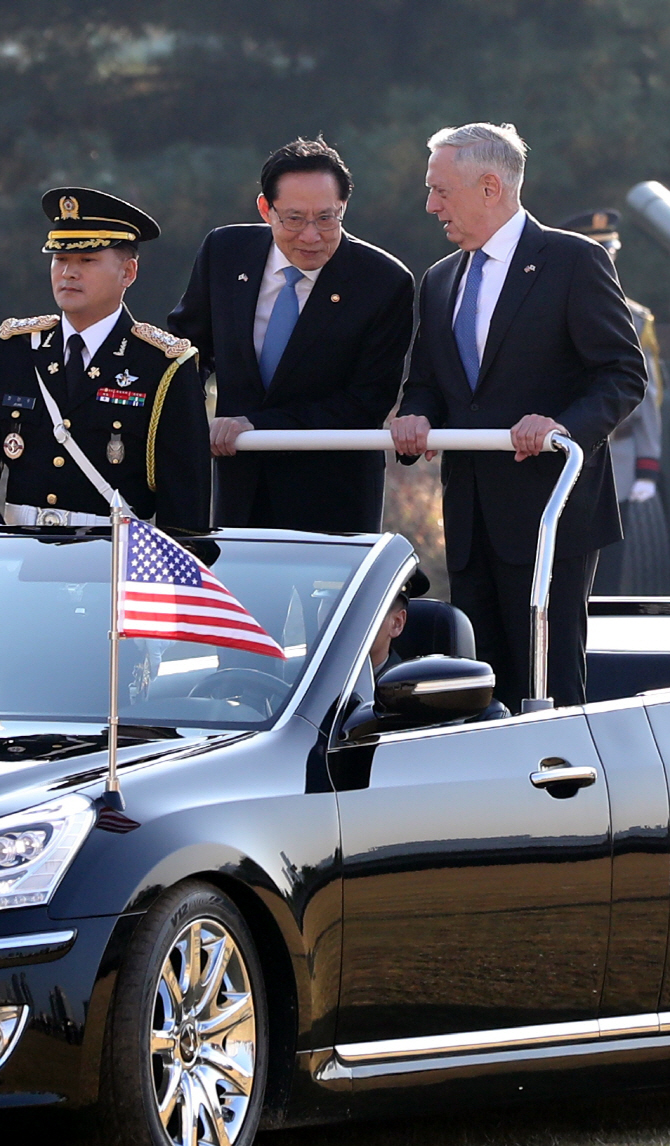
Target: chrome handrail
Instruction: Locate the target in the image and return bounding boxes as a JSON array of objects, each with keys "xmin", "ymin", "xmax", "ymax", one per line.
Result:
[{"xmin": 233, "ymin": 427, "xmax": 584, "ymax": 710}]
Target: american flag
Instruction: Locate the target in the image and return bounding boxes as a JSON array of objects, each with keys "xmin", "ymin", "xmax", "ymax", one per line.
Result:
[{"xmin": 117, "ymin": 519, "xmax": 285, "ymax": 659}]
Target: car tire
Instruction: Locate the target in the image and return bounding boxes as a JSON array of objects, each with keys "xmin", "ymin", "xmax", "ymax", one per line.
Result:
[{"xmin": 99, "ymin": 879, "xmax": 268, "ymax": 1146}]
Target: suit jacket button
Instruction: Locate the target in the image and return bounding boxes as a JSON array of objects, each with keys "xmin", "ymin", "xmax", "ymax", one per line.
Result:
[
  {"xmin": 470, "ymin": 402, "xmax": 479, "ymax": 411},
  {"xmin": 47, "ymin": 494, "xmax": 57, "ymax": 505},
  {"xmin": 53, "ymin": 456, "xmax": 65, "ymax": 467}
]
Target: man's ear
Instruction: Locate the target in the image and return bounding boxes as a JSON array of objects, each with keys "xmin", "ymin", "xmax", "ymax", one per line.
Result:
[
  {"xmin": 390, "ymin": 609, "xmax": 407, "ymax": 639},
  {"xmin": 482, "ymin": 172, "xmax": 503, "ymax": 202},
  {"xmin": 257, "ymin": 194, "xmax": 272, "ymax": 224}
]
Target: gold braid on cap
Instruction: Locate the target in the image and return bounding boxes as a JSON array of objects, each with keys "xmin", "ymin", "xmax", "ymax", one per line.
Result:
[{"xmin": 146, "ymin": 346, "xmax": 198, "ymax": 492}]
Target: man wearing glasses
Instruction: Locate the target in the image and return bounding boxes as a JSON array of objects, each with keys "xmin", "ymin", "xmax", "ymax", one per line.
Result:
[{"xmin": 169, "ymin": 137, "xmax": 414, "ymax": 531}]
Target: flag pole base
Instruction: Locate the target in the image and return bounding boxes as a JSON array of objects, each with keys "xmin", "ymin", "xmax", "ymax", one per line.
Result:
[{"xmin": 101, "ymin": 787, "xmax": 126, "ymax": 811}]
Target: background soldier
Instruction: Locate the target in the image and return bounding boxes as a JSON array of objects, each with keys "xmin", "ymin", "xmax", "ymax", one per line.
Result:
[
  {"xmin": 562, "ymin": 209, "xmax": 670, "ymax": 594},
  {"xmin": 0, "ymin": 187, "xmax": 211, "ymax": 530}
]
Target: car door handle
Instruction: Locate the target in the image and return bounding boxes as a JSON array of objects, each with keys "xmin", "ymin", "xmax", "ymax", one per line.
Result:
[{"xmin": 530, "ymin": 758, "xmax": 597, "ymax": 790}]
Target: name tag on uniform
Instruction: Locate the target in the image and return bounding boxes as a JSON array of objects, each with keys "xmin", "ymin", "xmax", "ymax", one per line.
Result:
[
  {"xmin": 96, "ymin": 387, "xmax": 146, "ymax": 407},
  {"xmin": 3, "ymin": 393, "xmax": 36, "ymax": 409}
]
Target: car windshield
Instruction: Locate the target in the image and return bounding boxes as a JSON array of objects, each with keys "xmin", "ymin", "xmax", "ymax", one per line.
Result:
[{"xmin": 0, "ymin": 533, "xmax": 370, "ymax": 730}]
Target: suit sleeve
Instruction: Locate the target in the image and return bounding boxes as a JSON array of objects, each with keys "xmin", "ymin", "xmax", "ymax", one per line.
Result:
[
  {"xmin": 168, "ymin": 232, "xmax": 216, "ymax": 379},
  {"xmin": 558, "ymin": 242, "xmax": 647, "ymax": 452},
  {"xmin": 397, "ymin": 270, "xmax": 450, "ymax": 427},
  {"xmin": 247, "ymin": 269, "xmax": 415, "ymax": 431},
  {"xmin": 154, "ymin": 354, "xmax": 212, "ymax": 531}
]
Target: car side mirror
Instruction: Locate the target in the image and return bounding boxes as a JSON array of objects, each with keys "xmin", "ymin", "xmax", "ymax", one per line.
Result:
[{"xmin": 339, "ymin": 656, "xmax": 495, "ymax": 743}]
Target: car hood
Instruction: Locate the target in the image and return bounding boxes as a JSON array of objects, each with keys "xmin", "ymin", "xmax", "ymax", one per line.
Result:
[{"xmin": 0, "ymin": 720, "xmax": 251, "ymax": 818}]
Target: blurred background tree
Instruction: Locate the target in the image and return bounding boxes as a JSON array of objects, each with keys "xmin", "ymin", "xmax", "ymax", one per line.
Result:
[{"xmin": 2, "ymin": 0, "xmax": 670, "ymax": 591}]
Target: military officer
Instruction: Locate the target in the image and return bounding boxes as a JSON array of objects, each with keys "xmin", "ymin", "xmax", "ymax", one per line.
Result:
[
  {"xmin": 0, "ymin": 187, "xmax": 211, "ymax": 530},
  {"xmin": 561, "ymin": 209, "xmax": 665, "ymax": 592}
]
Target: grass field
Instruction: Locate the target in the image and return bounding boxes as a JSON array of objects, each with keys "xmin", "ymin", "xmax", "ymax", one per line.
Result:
[{"xmin": 5, "ymin": 1087, "xmax": 670, "ymax": 1146}]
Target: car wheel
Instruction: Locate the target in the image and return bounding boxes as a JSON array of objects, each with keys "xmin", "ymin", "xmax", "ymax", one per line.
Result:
[{"xmin": 100, "ymin": 880, "xmax": 268, "ymax": 1146}]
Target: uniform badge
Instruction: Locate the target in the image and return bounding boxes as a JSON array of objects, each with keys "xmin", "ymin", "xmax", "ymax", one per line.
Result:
[
  {"xmin": 88, "ymin": 366, "xmax": 100, "ymax": 378},
  {"xmin": 115, "ymin": 369, "xmax": 138, "ymax": 388},
  {"xmin": 107, "ymin": 433, "xmax": 125, "ymax": 464},
  {"xmin": 3, "ymin": 430, "xmax": 24, "ymax": 459},
  {"xmin": 113, "ymin": 338, "xmax": 128, "ymax": 357},
  {"xmin": 42, "ymin": 330, "xmax": 55, "ymax": 349},
  {"xmin": 48, "ymin": 362, "xmax": 59, "ymax": 374}
]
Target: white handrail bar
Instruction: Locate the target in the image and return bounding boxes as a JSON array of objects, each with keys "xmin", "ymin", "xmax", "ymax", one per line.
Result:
[
  {"xmin": 232, "ymin": 427, "xmax": 584, "ymax": 710},
  {"xmin": 234, "ymin": 428, "xmax": 555, "ymax": 452}
]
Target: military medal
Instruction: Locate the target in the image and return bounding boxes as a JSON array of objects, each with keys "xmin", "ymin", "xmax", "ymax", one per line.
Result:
[
  {"xmin": 107, "ymin": 433, "xmax": 124, "ymax": 464},
  {"xmin": 115, "ymin": 369, "xmax": 138, "ymax": 388},
  {"xmin": 4, "ymin": 429, "xmax": 24, "ymax": 459}
]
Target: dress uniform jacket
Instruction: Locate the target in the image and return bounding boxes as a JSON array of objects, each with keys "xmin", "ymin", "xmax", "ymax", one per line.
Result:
[
  {"xmin": 0, "ymin": 306, "xmax": 211, "ymax": 530},
  {"xmin": 169, "ymin": 224, "xmax": 414, "ymax": 533},
  {"xmin": 608, "ymin": 299, "xmax": 662, "ymax": 501}
]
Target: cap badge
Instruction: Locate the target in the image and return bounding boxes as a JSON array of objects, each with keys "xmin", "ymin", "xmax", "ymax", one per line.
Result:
[
  {"xmin": 59, "ymin": 195, "xmax": 80, "ymax": 220},
  {"xmin": 88, "ymin": 366, "xmax": 100, "ymax": 379},
  {"xmin": 238, "ymin": 273, "xmax": 248, "ymax": 282},
  {"xmin": 112, "ymin": 338, "xmax": 127, "ymax": 357},
  {"xmin": 524, "ymin": 265, "xmax": 536, "ymax": 273},
  {"xmin": 48, "ymin": 361, "xmax": 59, "ymax": 373},
  {"xmin": 115, "ymin": 369, "xmax": 138, "ymax": 388},
  {"xmin": 592, "ymin": 212, "xmax": 608, "ymax": 231}
]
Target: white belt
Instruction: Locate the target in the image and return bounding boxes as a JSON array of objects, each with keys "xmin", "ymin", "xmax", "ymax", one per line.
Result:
[{"xmin": 4, "ymin": 503, "xmax": 110, "ymax": 527}]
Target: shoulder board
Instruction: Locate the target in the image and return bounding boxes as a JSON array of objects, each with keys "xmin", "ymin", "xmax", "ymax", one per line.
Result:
[
  {"xmin": 0, "ymin": 314, "xmax": 59, "ymax": 340},
  {"xmin": 131, "ymin": 322, "xmax": 191, "ymax": 359}
]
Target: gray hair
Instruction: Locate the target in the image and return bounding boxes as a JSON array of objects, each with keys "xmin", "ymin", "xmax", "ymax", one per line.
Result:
[{"xmin": 427, "ymin": 123, "xmax": 527, "ymax": 192}]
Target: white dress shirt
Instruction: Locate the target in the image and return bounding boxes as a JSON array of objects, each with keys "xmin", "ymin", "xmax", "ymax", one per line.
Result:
[
  {"xmin": 61, "ymin": 305, "xmax": 123, "ymax": 368},
  {"xmin": 253, "ymin": 243, "xmax": 322, "ymax": 361},
  {"xmin": 452, "ymin": 208, "xmax": 527, "ymax": 364}
]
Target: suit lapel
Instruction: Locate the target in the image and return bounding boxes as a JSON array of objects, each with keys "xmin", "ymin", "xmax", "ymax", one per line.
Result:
[
  {"xmin": 32, "ymin": 322, "xmax": 67, "ymax": 409},
  {"xmin": 264, "ymin": 234, "xmax": 354, "ymax": 400},
  {"xmin": 437, "ymin": 249, "xmax": 472, "ymax": 393},
  {"xmin": 69, "ymin": 309, "xmax": 135, "ymax": 410},
  {"xmin": 477, "ymin": 216, "xmax": 547, "ymax": 388},
  {"xmin": 233, "ymin": 228, "xmax": 272, "ymax": 395}
]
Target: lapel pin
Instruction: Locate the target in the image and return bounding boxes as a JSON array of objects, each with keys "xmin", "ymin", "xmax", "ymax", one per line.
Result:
[
  {"xmin": 524, "ymin": 264, "xmax": 536, "ymax": 273},
  {"xmin": 330, "ymin": 293, "xmax": 341, "ymax": 303},
  {"xmin": 112, "ymin": 338, "xmax": 127, "ymax": 356},
  {"xmin": 42, "ymin": 330, "xmax": 55, "ymax": 349},
  {"xmin": 88, "ymin": 366, "xmax": 100, "ymax": 379},
  {"xmin": 48, "ymin": 362, "xmax": 59, "ymax": 374},
  {"xmin": 238, "ymin": 273, "xmax": 249, "ymax": 282}
]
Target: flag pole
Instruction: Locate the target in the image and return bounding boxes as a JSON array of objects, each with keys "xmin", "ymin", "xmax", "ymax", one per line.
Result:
[{"xmin": 105, "ymin": 490, "xmax": 125, "ymax": 810}]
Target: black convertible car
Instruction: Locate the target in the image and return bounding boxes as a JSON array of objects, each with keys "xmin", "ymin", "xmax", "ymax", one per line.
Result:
[{"xmin": 1, "ymin": 522, "xmax": 670, "ymax": 1146}]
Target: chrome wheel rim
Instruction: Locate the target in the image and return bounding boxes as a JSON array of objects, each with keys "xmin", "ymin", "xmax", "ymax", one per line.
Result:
[{"xmin": 151, "ymin": 916, "xmax": 256, "ymax": 1145}]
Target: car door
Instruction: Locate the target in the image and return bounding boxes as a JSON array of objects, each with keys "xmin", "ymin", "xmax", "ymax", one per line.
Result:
[{"xmin": 332, "ymin": 708, "xmax": 612, "ymax": 1048}]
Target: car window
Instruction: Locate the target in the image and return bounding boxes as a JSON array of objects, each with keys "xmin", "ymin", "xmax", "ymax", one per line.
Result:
[{"xmin": 0, "ymin": 535, "xmax": 369, "ymax": 731}]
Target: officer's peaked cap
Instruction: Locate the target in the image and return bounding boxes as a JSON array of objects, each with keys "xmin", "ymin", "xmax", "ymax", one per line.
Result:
[
  {"xmin": 41, "ymin": 187, "xmax": 160, "ymax": 253},
  {"xmin": 559, "ymin": 208, "xmax": 620, "ymax": 242}
]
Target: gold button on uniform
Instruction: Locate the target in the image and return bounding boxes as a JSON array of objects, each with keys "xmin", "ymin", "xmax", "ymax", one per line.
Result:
[
  {"xmin": 53, "ymin": 456, "xmax": 65, "ymax": 467},
  {"xmin": 113, "ymin": 420, "xmax": 122, "ymax": 430},
  {"xmin": 47, "ymin": 494, "xmax": 57, "ymax": 505},
  {"xmin": 63, "ymin": 419, "xmax": 71, "ymax": 429},
  {"xmin": 11, "ymin": 409, "xmax": 19, "ymax": 419}
]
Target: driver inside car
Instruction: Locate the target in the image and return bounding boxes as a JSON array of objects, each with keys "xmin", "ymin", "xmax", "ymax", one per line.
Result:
[{"xmin": 370, "ymin": 591, "xmax": 408, "ymax": 677}]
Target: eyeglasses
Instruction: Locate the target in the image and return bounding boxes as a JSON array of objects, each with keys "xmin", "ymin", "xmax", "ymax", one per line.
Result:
[{"xmin": 270, "ymin": 207, "xmax": 344, "ymax": 233}]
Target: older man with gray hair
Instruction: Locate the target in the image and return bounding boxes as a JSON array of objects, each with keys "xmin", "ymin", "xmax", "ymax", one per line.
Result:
[{"xmin": 391, "ymin": 122, "xmax": 646, "ymax": 712}]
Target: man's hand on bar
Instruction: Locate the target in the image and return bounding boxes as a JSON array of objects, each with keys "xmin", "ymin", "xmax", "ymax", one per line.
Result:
[
  {"xmin": 210, "ymin": 416, "xmax": 255, "ymax": 457},
  {"xmin": 511, "ymin": 414, "xmax": 567, "ymax": 462},
  {"xmin": 390, "ymin": 415, "xmax": 437, "ymax": 461}
]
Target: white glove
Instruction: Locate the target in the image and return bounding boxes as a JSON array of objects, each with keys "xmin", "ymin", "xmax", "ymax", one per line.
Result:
[{"xmin": 629, "ymin": 478, "xmax": 657, "ymax": 503}]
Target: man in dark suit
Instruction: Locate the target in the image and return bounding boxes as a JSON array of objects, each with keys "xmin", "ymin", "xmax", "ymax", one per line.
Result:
[
  {"xmin": 0, "ymin": 187, "xmax": 211, "ymax": 532},
  {"xmin": 391, "ymin": 123, "xmax": 646, "ymax": 712},
  {"xmin": 169, "ymin": 137, "xmax": 414, "ymax": 532}
]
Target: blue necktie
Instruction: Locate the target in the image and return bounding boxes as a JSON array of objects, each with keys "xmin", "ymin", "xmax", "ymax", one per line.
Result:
[
  {"xmin": 259, "ymin": 265, "xmax": 305, "ymax": 389},
  {"xmin": 453, "ymin": 248, "xmax": 488, "ymax": 391}
]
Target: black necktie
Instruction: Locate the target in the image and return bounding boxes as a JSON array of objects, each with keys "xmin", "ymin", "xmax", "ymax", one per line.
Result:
[{"xmin": 65, "ymin": 333, "xmax": 86, "ymax": 400}]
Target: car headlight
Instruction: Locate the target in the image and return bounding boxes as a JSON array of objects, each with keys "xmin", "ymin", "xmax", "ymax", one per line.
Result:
[{"xmin": 0, "ymin": 793, "xmax": 95, "ymax": 911}]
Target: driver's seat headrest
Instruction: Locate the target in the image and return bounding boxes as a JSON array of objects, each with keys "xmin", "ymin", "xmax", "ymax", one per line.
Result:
[{"xmin": 392, "ymin": 598, "xmax": 476, "ymax": 661}]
